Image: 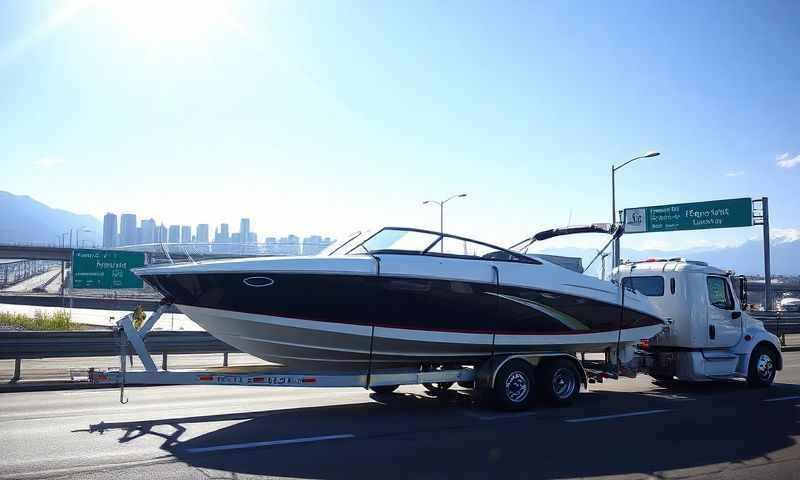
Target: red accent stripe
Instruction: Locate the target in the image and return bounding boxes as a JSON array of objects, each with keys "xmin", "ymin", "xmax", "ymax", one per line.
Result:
[
  {"xmin": 198, "ymin": 375, "xmax": 213, "ymax": 381},
  {"xmin": 302, "ymin": 377, "xmax": 316, "ymax": 383}
]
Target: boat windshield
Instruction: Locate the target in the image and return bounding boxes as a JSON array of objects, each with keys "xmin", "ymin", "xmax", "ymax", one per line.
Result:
[
  {"xmin": 318, "ymin": 230, "xmax": 369, "ymax": 256},
  {"xmin": 343, "ymin": 227, "xmax": 539, "ymax": 264}
]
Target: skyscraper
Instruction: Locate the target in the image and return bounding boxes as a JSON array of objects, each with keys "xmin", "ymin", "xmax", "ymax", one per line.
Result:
[
  {"xmin": 168, "ymin": 225, "xmax": 180, "ymax": 243},
  {"xmin": 140, "ymin": 219, "xmax": 157, "ymax": 244},
  {"xmin": 215, "ymin": 223, "xmax": 230, "ymax": 243},
  {"xmin": 239, "ymin": 218, "xmax": 250, "ymax": 244},
  {"xmin": 120, "ymin": 214, "xmax": 137, "ymax": 246},
  {"xmin": 181, "ymin": 225, "xmax": 192, "ymax": 244},
  {"xmin": 157, "ymin": 224, "xmax": 168, "ymax": 243},
  {"xmin": 102, "ymin": 213, "xmax": 117, "ymax": 248},
  {"xmin": 196, "ymin": 224, "xmax": 209, "ymax": 244}
]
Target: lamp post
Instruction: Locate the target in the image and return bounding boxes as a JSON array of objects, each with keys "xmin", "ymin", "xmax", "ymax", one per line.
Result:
[
  {"xmin": 612, "ymin": 151, "xmax": 660, "ymax": 267},
  {"xmin": 75, "ymin": 227, "xmax": 91, "ymax": 250},
  {"xmin": 423, "ymin": 193, "xmax": 467, "ymax": 252}
]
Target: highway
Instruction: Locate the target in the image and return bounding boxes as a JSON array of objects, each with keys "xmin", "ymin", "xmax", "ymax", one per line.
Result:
[{"xmin": 0, "ymin": 351, "xmax": 799, "ymax": 479}]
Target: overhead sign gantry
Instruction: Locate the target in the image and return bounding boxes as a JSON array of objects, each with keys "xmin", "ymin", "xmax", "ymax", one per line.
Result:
[{"xmin": 621, "ymin": 197, "xmax": 772, "ymax": 309}]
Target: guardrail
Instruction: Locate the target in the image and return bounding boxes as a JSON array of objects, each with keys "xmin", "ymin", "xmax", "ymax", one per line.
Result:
[
  {"xmin": 0, "ymin": 330, "xmax": 238, "ymax": 383},
  {"xmin": 749, "ymin": 311, "xmax": 800, "ymax": 345}
]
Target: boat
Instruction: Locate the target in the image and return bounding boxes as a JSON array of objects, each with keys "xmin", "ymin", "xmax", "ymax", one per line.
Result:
[{"xmin": 134, "ymin": 226, "xmax": 665, "ymax": 372}]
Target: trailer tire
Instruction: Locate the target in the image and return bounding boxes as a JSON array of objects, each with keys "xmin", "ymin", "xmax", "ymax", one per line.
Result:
[
  {"xmin": 493, "ymin": 359, "xmax": 534, "ymax": 411},
  {"xmin": 747, "ymin": 345, "xmax": 777, "ymax": 388},
  {"xmin": 423, "ymin": 382, "xmax": 454, "ymax": 394},
  {"xmin": 370, "ymin": 385, "xmax": 399, "ymax": 394},
  {"xmin": 537, "ymin": 358, "xmax": 580, "ymax": 406}
]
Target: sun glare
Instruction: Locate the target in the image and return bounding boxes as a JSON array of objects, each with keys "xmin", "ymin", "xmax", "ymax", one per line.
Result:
[{"xmin": 102, "ymin": 0, "xmax": 240, "ymax": 45}]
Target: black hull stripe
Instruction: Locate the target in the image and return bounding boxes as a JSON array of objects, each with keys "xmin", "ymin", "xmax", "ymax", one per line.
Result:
[
  {"xmin": 146, "ymin": 272, "xmax": 663, "ymax": 336},
  {"xmin": 179, "ymin": 306, "xmax": 662, "ymax": 336}
]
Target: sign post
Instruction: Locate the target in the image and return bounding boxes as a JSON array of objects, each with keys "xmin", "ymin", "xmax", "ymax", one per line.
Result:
[{"xmin": 71, "ymin": 249, "xmax": 145, "ymax": 289}]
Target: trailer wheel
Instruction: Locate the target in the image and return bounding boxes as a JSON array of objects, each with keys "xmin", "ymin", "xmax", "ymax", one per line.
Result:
[
  {"xmin": 423, "ymin": 382, "xmax": 454, "ymax": 394},
  {"xmin": 747, "ymin": 345, "xmax": 777, "ymax": 388},
  {"xmin": 493, "ymin": 359, "xmax": 534, "ymax": 411},
  {"xmin": 537, "ymin": 358, "xmax": 580, "ymax": 406},
  {"xmin": 370, "ymin": 385, "xmax": 399, "ymax": 394}
]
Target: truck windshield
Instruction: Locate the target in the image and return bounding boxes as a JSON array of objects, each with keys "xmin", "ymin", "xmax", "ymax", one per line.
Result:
[{"xmin": 621, "ymin": 276, "xmax": 665, "ymax": 296}]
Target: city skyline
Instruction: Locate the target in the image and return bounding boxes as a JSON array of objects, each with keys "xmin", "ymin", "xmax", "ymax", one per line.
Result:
[{"xmin": 101, "ymin": 211, "xmax": 334, "ymax": 254}]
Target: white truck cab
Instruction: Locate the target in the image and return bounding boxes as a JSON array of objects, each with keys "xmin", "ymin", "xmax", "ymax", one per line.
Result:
[{"xmin": 614, "ymin": 258, "xmax": 782, "ymax": 386}]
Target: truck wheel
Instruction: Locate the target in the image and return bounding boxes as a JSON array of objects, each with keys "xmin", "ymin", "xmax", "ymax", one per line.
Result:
[
  {"xmin": 747, "ymin": 346, "xmax": 777, "ymax": 388},
  {"xmin": 493, "ymin": 360, "xmax": 534, "ymax": 411},
  {"xmin": 370, "ymin": 385, "xmax": 399, "ymax": 394},
  {"xmin": 537, "ymin": 358, "xmax": 580, "ymax": 406},
  {"xmin": 422, "ymin": 382, "xmax": 454, "ymax": 394}
]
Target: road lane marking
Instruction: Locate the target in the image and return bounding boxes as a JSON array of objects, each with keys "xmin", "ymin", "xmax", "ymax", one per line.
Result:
[
  {"xmin": 763, "ymin": 396, "xmax": 800, "ymax": 402},
  {"xmin": 184, "ymin": 434, "xmax": 355, "ymax": 453},
  {"xmin": 565, "ymin": 409, "xmax": 670, "ymax": 423},
  {"xmin": 641, "ymin": 393, "xmax": 696, "ymax": 401},
  {"xmin": 461, "ymin": 410, "xmax": 538, "ymax": 421}
]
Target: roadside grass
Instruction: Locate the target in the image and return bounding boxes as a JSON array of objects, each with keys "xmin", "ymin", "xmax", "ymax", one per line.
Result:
[{"xmin": 0, "ymin": 310, "xmax": 80, "ymax": 331}]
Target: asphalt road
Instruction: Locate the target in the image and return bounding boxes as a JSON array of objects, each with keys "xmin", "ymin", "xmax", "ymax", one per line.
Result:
[{"xmin": 1, "ymin": 352, "xmax": 799, "ymax": 480}]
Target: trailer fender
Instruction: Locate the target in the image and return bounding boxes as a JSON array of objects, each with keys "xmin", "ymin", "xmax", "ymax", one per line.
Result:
[{"xmin": 477, "ymin": 353, "xmax": 588, "ymax": 392}]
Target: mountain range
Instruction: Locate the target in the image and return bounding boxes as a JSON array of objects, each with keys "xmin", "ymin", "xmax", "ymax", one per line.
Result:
[
  {"xmin": 0, "ymin": 191, "xmax": 101, "ymax": 247},
  {"xmin": 536, "ymin": 237, "xmax": 799, "ymax": 277}
]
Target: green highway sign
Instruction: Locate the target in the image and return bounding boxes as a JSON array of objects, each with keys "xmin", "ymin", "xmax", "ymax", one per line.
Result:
[
  {"xmin": 624, "ymin": 197, "xmax": 753, "ymax": 234},
  {"xmin": 71, "ymin": 249, "xmax": 145, "ymax": 289}
]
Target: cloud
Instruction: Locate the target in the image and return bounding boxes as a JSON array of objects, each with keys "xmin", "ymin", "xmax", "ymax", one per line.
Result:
[
  {"xmin": 771, "ymin": 228, "xmax": 800, "ymax": 243},
  {"xmin": 34, "ymin": 157, "xmax": 64, "ymax": 168},
  {"xmin": 776, "ymin": 152, "xmax": 800, "ymax": 169},
  {"xmin": 724, "ymin": 170, "xmax": 744, "ymax": 177}
]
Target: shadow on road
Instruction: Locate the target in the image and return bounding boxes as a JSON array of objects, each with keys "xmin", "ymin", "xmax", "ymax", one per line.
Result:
[{"xmin": 79, "ymin": 382, "xmax": 800, "ymax": 479}]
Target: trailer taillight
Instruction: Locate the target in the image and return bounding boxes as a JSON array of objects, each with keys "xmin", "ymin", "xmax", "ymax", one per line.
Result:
[{"xmin": 639, "ymin": 339, "xmax": 650, "ymax": 349}]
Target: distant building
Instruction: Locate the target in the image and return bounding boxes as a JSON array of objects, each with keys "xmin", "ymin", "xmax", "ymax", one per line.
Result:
[
  {"xmin": 120, "ymin": 214, "xmax": 137, "ymax": 246},
  {"xmin": 248, "ymin": 232, "xmax": 257, "ymax": 243},
  {"xmin": 268, "ymin": 234, "xmax": 300, "ymax": 256},
  {"xmin": 168, "ymin": 225, "xmax": 180, "ymax": 243},
  {"xmin": 196, "ymin": 224, "xmax": 209, "ymax": 244},
  {"xmin": 181, "ymin": 225, "xmax": 192, "ymax": 244},
  {"xmin": 157, "ymin": 224, "xmax": 168, "ymax": 243},
  {"xmin": 231, "ymin": 233, "xmax": 241, "ymax": 243},
  {"xmin": 103, "ymin": 213, "xmax": 118, "ymax": 248},
  {"xmin": 215, "ymin": 223, "xmax": 230, "ymax": 243},
  {"xmin": 302, "ymin": 235, "xmax": 334, "ymax": 256},
  {"xmin": 239, "ymin": 218, "xmax": 250, "ymax": 244},
  {"xmin": 140, "ymin": 219, "xmax": 157, "ymax": 245}
]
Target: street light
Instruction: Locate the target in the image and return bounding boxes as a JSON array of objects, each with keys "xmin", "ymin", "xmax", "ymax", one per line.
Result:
[
  {"xmin": 75, "ymin": 226, "xmax": 91, "ymax": 250},
  {"xmin": 612, "ymin": 151, "xmax": 660, "ymax": 267},
  {"xmin": 423, "ymin": 193, "xmax": 467, "ymax": 252}
]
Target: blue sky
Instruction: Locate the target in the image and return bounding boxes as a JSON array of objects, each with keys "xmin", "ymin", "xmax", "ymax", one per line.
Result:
[{"xmin": 1, "ymin": 0, "xmax": 798, "ymax": 251}]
